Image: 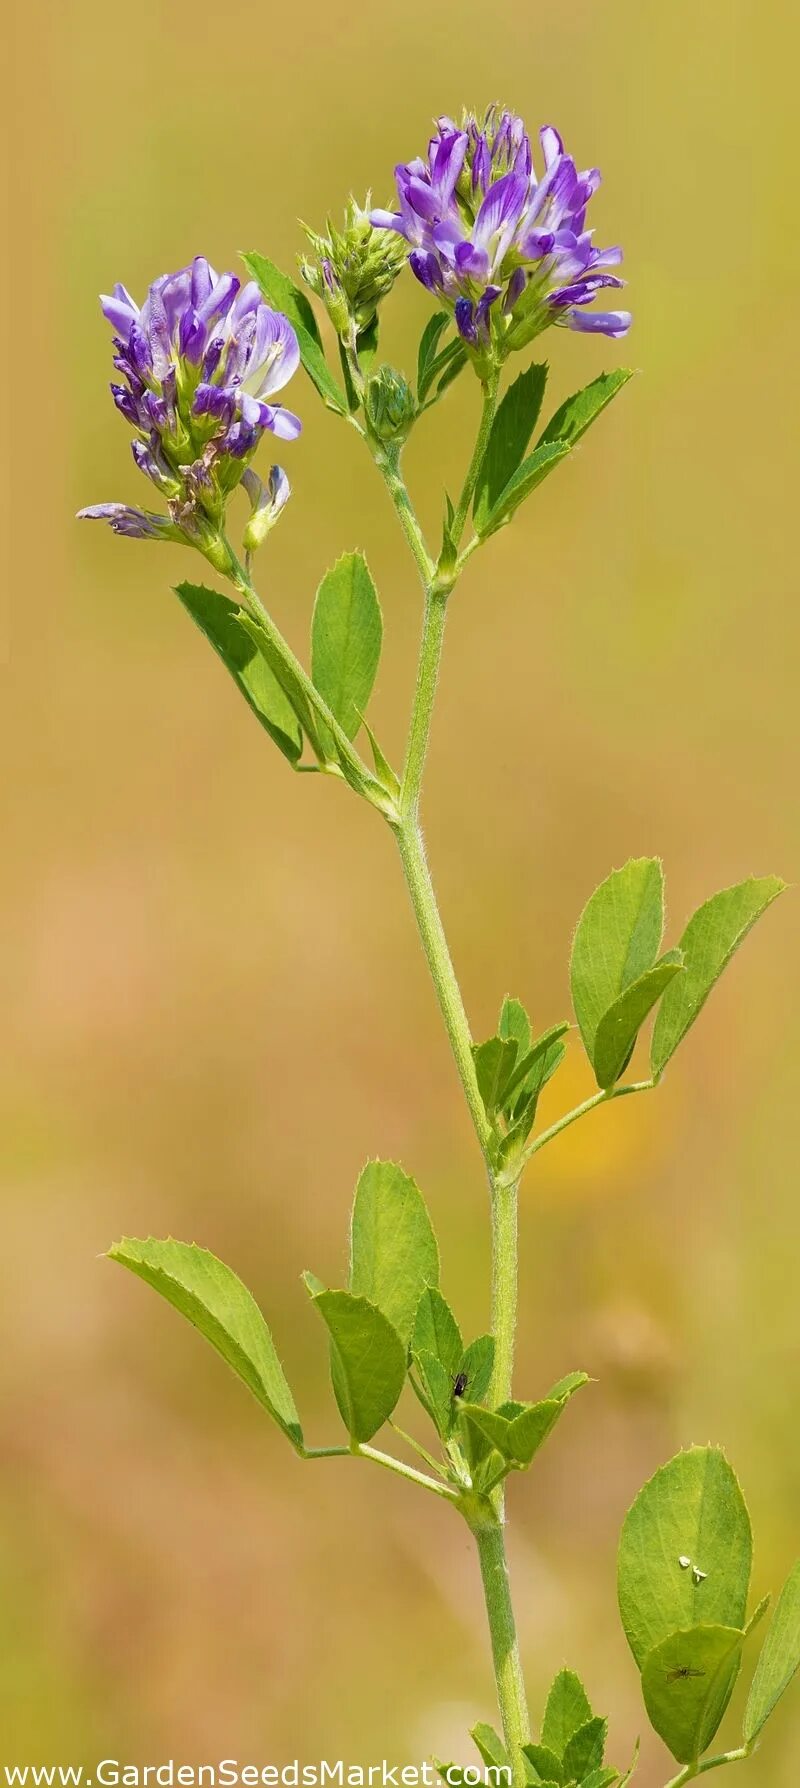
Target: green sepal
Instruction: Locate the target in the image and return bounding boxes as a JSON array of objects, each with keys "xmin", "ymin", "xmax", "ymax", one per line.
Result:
[
  {"xmin": 241, "ymin": 251, "xmax": 347, "ymax": 413},
  {"xmin": 175, "ymin": 582, "xmax": 303, "ymax": 765},
  {"xmin": 107, "ymin": 1237, "xmax": 303, "ymax": 1450},
  {"xmin": 641, "ymin": 1624, "xmax": 744, "ymax": 1763}
]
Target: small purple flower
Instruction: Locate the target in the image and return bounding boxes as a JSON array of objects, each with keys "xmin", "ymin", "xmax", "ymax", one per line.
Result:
[
  {"xmin": 371, "ymin": 106, "xmax": 631, "ymax": 350},
  {"xmin": 77, "ymin": 503, "xmax": 181, "ymax": 540},
  {"xmin": 81, "ymin": 257, "xmax": 301, "ymax": 555}
]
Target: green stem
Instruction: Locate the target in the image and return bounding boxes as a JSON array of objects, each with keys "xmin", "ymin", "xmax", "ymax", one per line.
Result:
[
  {"xmin": 305, "ymin": 1443, "xmax": 457, "ymax": 1502},
  {"xmin": 395, "ymin": 819, "xmax": 492, "ymax": 1160},
  {"xmin": 525, "ymin": 1079, "xmax": 655, "ymax": 1160},
  {"xmin": 368, "ymin": 440, "xmax": 436, "ymax": 590},
  {"xmin": 473, "ymin": 1518, "xmax": 531, "ymax": 1777},
  {"xmin": 452, "ymin": 368, "xmax": 501, "ymax": 545},
  {"xmin": 663, "ymin": 1747, "xmax": 751, "ymax": 1788},
  {"xmin": 490, "ymin": 1179, "xmax": 520, "ymax": 1408},
  {"xmin": 372, "ymin": 374, "xmax": 528, "ymax": 1768},
  {"xmin": 358, "ymin": 1444, "xmax": 459, "ymax": 1502}
]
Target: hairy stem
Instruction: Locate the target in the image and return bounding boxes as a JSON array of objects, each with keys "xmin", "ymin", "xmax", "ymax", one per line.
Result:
[
  {"xmin": 663, "ymin": 1747, "xmax": 751, "ymax": 1788},
  {"xmin": 525, "ymin": 1078, "xmax": 655, "ymax": 1160},
  {"xmin": 452, "ymin": 369, "xmax": 501, "ymax": 544},
  {"xmin": 358, "ymin": 1444, "xmax": 459, "ymax": 1502},
  {"xmin": 490, "ymin": 1179, "xmax": 520, "ymax": 1409},
  {"xmin": 369, "ymin": 383, "xmax": 529, "ymax": 1763},
  {"xmin": 473, "ymin": 1517, "xmax": 531, "ymax": 1777}
]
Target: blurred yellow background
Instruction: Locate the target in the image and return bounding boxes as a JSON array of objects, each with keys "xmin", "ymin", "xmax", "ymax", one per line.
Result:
[{"xmin": 4, "ymin": 0, "xmax": 798, "ymax": 1780}]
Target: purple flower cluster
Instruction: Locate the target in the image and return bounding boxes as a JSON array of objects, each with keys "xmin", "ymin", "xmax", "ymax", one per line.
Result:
[
  {"xmin": 79, "ymin": 257, "xmax": 300, "ymax": 548},
  {"xmin": 371, "ymin": 107, "xmax": 630, "ymax": 348}
]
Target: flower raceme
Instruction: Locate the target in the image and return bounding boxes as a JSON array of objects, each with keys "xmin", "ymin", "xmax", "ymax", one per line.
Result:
[
  {"xmin": 371, "ymin": 107, "xmax": 631, "ymax": 352},
  {"xmin": 78, "ymin": 257, "xmax": 301, "ymax": 564}
]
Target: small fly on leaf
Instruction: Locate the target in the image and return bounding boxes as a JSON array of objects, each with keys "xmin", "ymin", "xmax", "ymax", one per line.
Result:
[
  {"xmin": 666, "ymin": 1666, "xmax": 706, "ymax": 1683},
  {"xmin": 452, "ymin": 1371, "xmax": 468, "ymax": 1398}
]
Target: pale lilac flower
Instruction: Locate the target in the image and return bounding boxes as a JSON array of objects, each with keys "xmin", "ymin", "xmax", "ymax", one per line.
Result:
[{"xmin": 371, "ymin": 108, "xmax": 631, "ymax": 349}]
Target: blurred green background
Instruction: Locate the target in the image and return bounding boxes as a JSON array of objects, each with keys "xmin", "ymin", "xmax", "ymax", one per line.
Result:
[{"xmin": 4, "ymin": 0, "xmax": 798, "ymax": 1779}]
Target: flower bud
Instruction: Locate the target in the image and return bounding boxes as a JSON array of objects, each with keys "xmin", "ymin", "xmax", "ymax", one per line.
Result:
[
  {"xmin": 241, "ymin": 466, "xmax": 291, "ymax": 554},
  {"xmin": 301, "ymin": 197, "xmax": 406, "ymax": 339},
  {"xmin": 364, "ymin": 366, "xmax": 416, "ymax": 445}
]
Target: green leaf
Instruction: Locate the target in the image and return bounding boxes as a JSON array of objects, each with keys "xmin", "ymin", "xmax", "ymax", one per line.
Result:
[
  {"xmin": 581, "ymin": 1771, "xmax": 618, "ymax": 1788},
  {"xmin": 307, "ymin": 1287, "xmax": 405, "ymax": 1442},
  {"xmin": 417, "ymin": 314, "xmax": 450, "ymax": 399},
  {"xmin": 459, "ymin": 1334, "xmax": 495, "ymax": 1404},
  {"xmin": 499, "ymin": 996, "xmax": 532, "ymax": 1057},
  {"xmin": 411, "ymin": 1348, "xmax": 454, "ymax": 1438},
  {"xmin": 745, "ymin": 1558, "xmax": 800, "ymax": 1742},
  {"xmin": 571, "ymin": 859, "xmax": 665, "ymax": 1067},
  {"xmin": 241, "ymin": 251, "xmax": 347, "ymax": 414},
  {"xmin": 651, "ymin": 877, "xmax": 786, "ymax": 1077},
  {"xmin": 477, "ymin": 440, "xmax": 571, "ymax": 537},
  {"xmin": 538, "ymin": 369, "xmax": 633, "ymax": 451},
  {"xmin": 472, "ymin": 1035, "xmax": 519, "ymax": 1118},
  {"xmin": 503, "ymin": 1022, "xmax": 571, "ymax": 1112},
  {"xmin": 108, "ymin": 1237, "xmax": 303, "ymax": 1449},
  {"xmin": 460, "ymin": 1374, "xmax": 588, "ymax": 1472},
  {"xmin": 310, "ymin": 552, "xmax": 382, "ymax": 742},
  {"xmin": 541, "ymin": 1668, "xmax": 594, "ymax": 1757},
  {"xmin": 360, "ymin": 716, "xmax": 401, "ymax": 801},
  {"xmin": 473, "ymin": 365, "xmax": 548, "ymax": 532},
  {"xmin": 562, "ymin": 1717, "xmax": 607, "ymax": 1782},
  {"xmin": 618, "ymin": 1446, "xmax": 752, "ymax": 1671},
  {"xmin": 413, "ymin": 1286, "xmax": 463, "ymax": 1377},
  {"xmin": 521, "ymin": 1745, "xmax": 563, "ymax": 1784},
  {"xmin": 593, "ymin": 951, "xmax": 684, "ymax": 1088},
  {"xmin": 641, "ymin": 1624, "xmax": 744, "ymax": 1763},
  {"xmin": 349, "ymin": 1161, "xmax": 439, "ymax": 1348},
  {"xmin": 236, "ymin": 612, "xmax": 328, "ymax": 762},
  {"xmin": 175, "ymin": 583, "xmax": 303, "ymax": 764},
  {"xmin": 470, "ymin": 1723, "xmax": 508, "ymax": 1769},
  {"xmin": 417, "ymin": 322, "xmax": 468, "ymax": 405}
]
